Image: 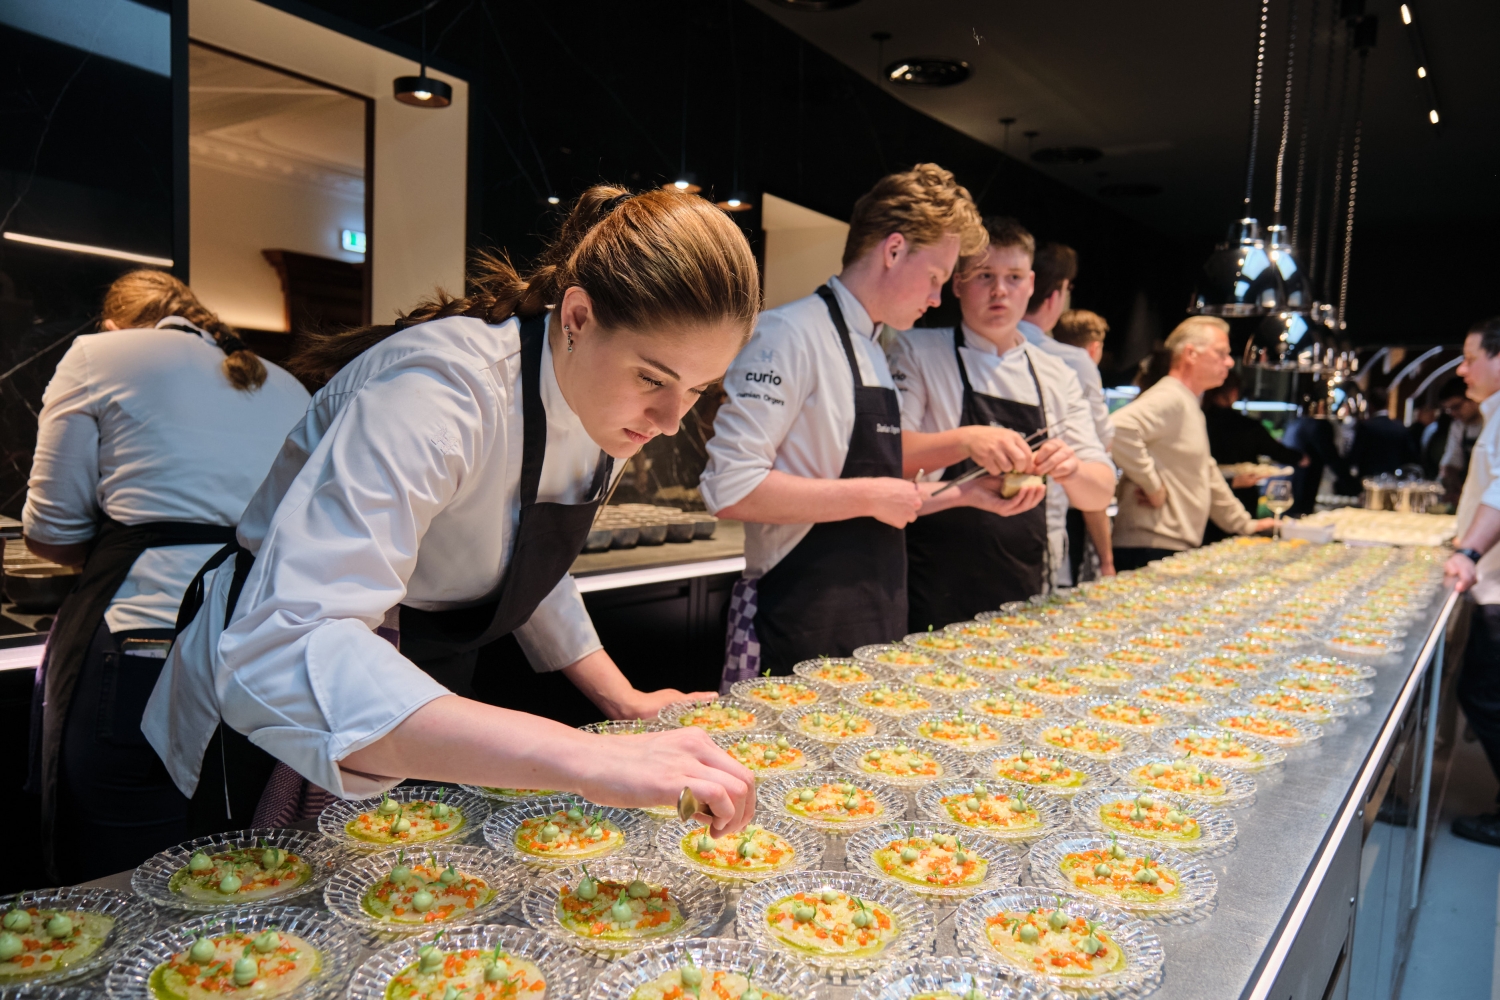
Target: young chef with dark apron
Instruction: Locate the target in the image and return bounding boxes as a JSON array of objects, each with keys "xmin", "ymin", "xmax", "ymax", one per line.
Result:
[
  {"xmin": 22, "ymin": 270, "xmax": 310, "ymax": 882},
  {"xmin": 892, "ymin": 217, "xmax": 1116, "ymax": 629},
  {"xmin": 703, "ymin": 165, "xmax": 1020, "ymax": 683},
  {"xmin": 144, "ymin": 187, "xmax": 759, "ymax": 837}
]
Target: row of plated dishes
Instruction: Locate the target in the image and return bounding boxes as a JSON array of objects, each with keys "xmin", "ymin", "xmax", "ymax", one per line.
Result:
[{"xmin": 0, "ymin": 540, "xmax": 1440, "ymax": 1000}]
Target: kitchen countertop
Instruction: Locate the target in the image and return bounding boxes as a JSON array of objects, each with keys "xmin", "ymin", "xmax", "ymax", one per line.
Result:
[{"xmin": 569, "ymin": 519, "xmax": 744, "ymax": 578}]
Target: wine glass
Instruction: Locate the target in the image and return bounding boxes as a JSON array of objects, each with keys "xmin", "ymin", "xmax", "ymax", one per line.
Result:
[{"xmin": 1265, "ymin": 479, "xmax": 1294, "ymax": 537}]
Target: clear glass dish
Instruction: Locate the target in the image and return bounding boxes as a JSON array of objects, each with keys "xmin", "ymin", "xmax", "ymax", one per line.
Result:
[
  {"xmin": 843, "ymin": 820, "xmax": 1022, "ymax": 900},
  {"xmin": 460, "ymin": 784, "xmax": 564, "ymax": 804},
  {"xmin": 104, "ymin": 905, "xmax": 356, "ymax": 1000},
  {"xmin": 1022, "ymin": 719, "xmax": 1149, "ymax": 762},
  {"xmin": 1156, "ymin": 663, "xmax": 1250, "ymax": 698},
  {"xmin": 1027, "ymin": 833, "xmax": 1218, "ymax": 923},
  {"xmin": 794, "ymin": 656, "xmax": 881, "ymax": 688},
  {"xmin": 781, "ymin": 704, "xmax": 887, "ymax": 745},
  {"xmin": 1007, "ymin": 671, "xmax": 1093, "ymax": 705},
  {"xmin": 1202, "ymin": 706, "xmax": 1323, "ymax": 746},
  {"xmin": 734, "ymin": 870, "xmax": 934, "ymax": 973},
  {"xmin": 656, "ymin": 698, "xmax": 766, "ymax": 734},
  {"xmin": 344, "ymin": 925, "xmax": 592, "ymax": 1000},
  {"xmin": 899, "ymin": 710, "xmax": 1022, "ymax": 754},
  {"xmin": 730, "ymin": 676, "xmax": 830, "ymax": 716},
  {"xmin": 587, "ymin": 937, "xmax": 820, "ymax": 1000},
  {"xmin": 959, "ymin": 691, "xmax": 1057, "ymax": 729},
  {"xmin": 319, "ymin": 784, "xmax": 489, "ymax": 851},
  {"xmin": 841, "ymin": 682, "xmax": 949, "ymax": 720},
  {"xmin": 974, "ymin": 610, "xmax": 1048, "ymax": 631},
  {"xmin": 581, "ymin": 718, "xmax": 664, "ymax": 735},
  {"xmin": 832, "ymin": 737, "xmax": 973, "ymax": 789},
  {"xmin": 483, "ymin": 795, "xmax": 652, "ymax": 868},
  {"xmin": 945, "ymin": 650, "xmax": 1033, "ymax": 679},
  {"xmin": 1109, "ymin": 752, "xmax": 1257, "ymax": 809},
  {"xmin": 518, "ymin": 857, "xmax": 728, "ymax": 956},
  {"xmin": 132, "ymin": 827, "xmax": 341, "ymax": 912},
  {"xmin": 954, "ymin": 886, "xmax": 1164, "ymax": 997},
  {"xmin": 0, "ymin": 886, "xmax": 151, "ymax": 987},
  {"xmin": 1069, "ymin": 697, "xmax": 1184, "ymax": 734},
  {"xmin": 1277, "ymin": 654, "xmax": 1377, "ymax": 681},
  {"xmin": 853, "ymin": 643, "xmax": 948, "ymax": 674},
  {"xmin": 710, "ymin": 730, "xmax": 833, "ymax": 777},
  {"xmin": 905, "ymin": 667, "xmax": 990, "ymax": 700},
  {"xmin": 914, "ymin": 778, "xmax": 1073, "ymax": 845},
  {"xmin": 1070, "ymin": 787, "xmax": 1237, "ymax": 857},
  {"xmin": 1151, "ymin": 726, "xmax": 1287, "ymax": 771},
  {"xmin": 1323, "ymin": 632, "xmax": 1407, "ymax": 661},
  {"xmin": 756, "ymin": 772, "xmax": 910, "ymax": 834},
  {"xmin": 1122, "ymin": 680, "xmax": 1222, "ymax": 720},
  {"xmin": 942, "ymin": 620, "xmax": 1017, "ymax": 646},
  {"xmin": 1233, "ymin": 687, "xmax": 1347, "ymax": 724},
  {"xmin": 969, "ymin": 746, "xmax": 1110, "ymax": 799},
  {"xmin": 1060, "ymin": 659, "xmax": 1141, "ymax": 695},
  {"xmin": 1264, "ymin": 672, "xmax": 1374, "ymax": 702},
  {"xmin": 902, "ymin": 631, "xmax": 984, "ymax": 658},
  {"xmin": 1004, "ymin": 643, "xmax": 1076, "ymax": 668},
  {"xmin": 321, "ymin": 844, "xmax": 520, "ymax": 936},
  {"xmin": 851, "ymin": 954, "xmax": 1058, "ymax": 1000},
  {"xmin": 653, "ymin": 817, "xmax": 825, "ymax": 884}
]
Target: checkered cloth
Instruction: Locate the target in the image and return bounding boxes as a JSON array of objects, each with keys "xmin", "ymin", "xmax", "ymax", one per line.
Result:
[{"xmin": 719, "ymin": 576, "xmax": 761, "ymax": 693}]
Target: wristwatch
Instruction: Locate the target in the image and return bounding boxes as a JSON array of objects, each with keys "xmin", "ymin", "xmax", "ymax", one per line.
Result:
[{"xmin": 1457, "ymin": 547, "xmax": 1484, "ymax": 563}]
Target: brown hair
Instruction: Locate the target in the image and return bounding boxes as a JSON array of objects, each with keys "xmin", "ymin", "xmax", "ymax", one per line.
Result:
[
  {"xmin": 101, "ymin": 270, "xmax": 266, "ymax": 391},
  {"xmin": 1026, "ymin": 243, "xmax": 1079, "ymax": 315},
  {"xmin": 288, "ymin": 186, "xmax": 760, "ymax": 386},
  {"xmin": 841, "ymin": 163, "xmax": 988, "ymax": 268},
  {"xmin": 1053, "ymin": 308, "xmax": 1109, "ymax": 348}
]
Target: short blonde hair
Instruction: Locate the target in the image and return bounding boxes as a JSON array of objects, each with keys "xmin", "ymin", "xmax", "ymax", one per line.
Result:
[
  {"xmin": 1164, "ymin": 315, "xmax": 1230, "ymax": 359},
  {"xmin": 842, "ymin": 163, "xmax": 988, "ymax": 267},
  {"xmin": 1053, "ymin": 309, "xmax": 1109, "ymax": 348}
]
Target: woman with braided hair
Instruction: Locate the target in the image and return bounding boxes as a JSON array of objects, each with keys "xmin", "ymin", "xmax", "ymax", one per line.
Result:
[
  {"xmin": 23, "ymin": 269, "xmax": 311, "ymax": 882},
  {"xmin": 144, "ymin": 185, "xmax": 761, "ymax": 845}
]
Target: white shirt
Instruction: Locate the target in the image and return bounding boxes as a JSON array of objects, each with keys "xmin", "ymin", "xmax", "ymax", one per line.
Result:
[
  {"xmin": 22, "ymin": 319, "xmax": 310, "ymax": 631},
  {"xmin": 1455, "ymin": 392, "xmax": 1500, "ymax": 605},
  {"xmin": 144, "ymin": 314, "xmax": 620, "ymax": 799},
  {"xmin": 1019, "ymin": 320, "xmax": 1113, "ymax": 449},
  {"xmin": 699, "ymin": 277, "xmax": 896, "ymax": 577},
  {"xmin": 886, "ymin": 325, "xmax": 1112, "ymax": 584}
]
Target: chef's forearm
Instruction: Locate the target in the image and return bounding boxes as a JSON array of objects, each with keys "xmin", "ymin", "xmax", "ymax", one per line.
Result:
[
  {"xmin": 1458, "ymin": 504, "xmax": 1500, "ymax": 556},
  {"xmin": 715, "ymin": 470, "xmax": 878, "ymax": 524},
  {"xmin": 900, "ymin": 429, "xmax": 969, "ymax": 479},
  {"xmin": 1083, "ymin": 509, "xmax": 1113, "ymax": 570},
  {"xmin": 23, "ymin": 536, "xmax": 88, "ymax": 567},
  {"xmin": 561, "ymin": 648, "xmax": 641, "ymax": 719},
  {"xmin": 1059, "ymin": 461, "xmax": 1116, "ymax": 511}
]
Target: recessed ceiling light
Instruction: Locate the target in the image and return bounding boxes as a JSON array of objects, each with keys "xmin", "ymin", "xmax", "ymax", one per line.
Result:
[
  {"xmin": 1098, "ymin": 182, "xmax": 1163, "ymax": 198},
  {"xmin": 1401, "ymin": 4, "xmax": 1412, "ymax": 24},
  {"xmin": 766, "ymin": 0, "xmax": 862, "ymax": 8},
  {"xmin": 1417, "ymin": 66, "xmax": 1427, "ymax": 78},
  {"xmin": 1031, "ymin": 146, "xmax": 1105, "ymax": 166},
  {"xmin": 882, "ymin": 58, "xmax": 969, "ymax": 87},
  {"xmin": 1429, "ymin": 109, "xmax": 1440, "ymax": 124}
]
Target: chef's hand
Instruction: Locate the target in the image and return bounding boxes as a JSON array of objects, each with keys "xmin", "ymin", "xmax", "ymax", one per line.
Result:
[
  {"xmin": 1248, "ymin": 518, "xmax": 1278, "ymax": 534},
  {"xmin": 959, "ymin": 425, "xmax": 1035, "ymax": 476},
  {"xmin": 962, "ymin": 477, "xmax": 1047, "ymax": 517},
  {"xmin": 578, "ymin": 727, "xmax": 756, "ymax": 837},
  {"xmin": 865, "ymin": 477, "xmax": 925, "ymax": 528},
  {"xmin": 1445, "ymin": 550, "xmax": 1478, "ymax": 593},
  {"xmin": 1032, "ymin": 438, "xmax": 1079, "ymax": 481},
  {"xmin": 563, "ymin": 650, "xmax": 714, "ymax": 722},
  {"xmin": 610, "ymin": 687, "xmax": 716, "ymax": 719},
  {"xmin": 1137, "ymin": 485, "xmax": 1167, "ymax": 508}
]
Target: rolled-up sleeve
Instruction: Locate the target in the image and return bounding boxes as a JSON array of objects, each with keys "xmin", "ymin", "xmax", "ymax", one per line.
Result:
[
  {"xmin": 22, "ymin": 341, "xmax": 102, "ymax": 544},
  {"xmin": 1480, "ymin": 430, "xmax": 1500, "ymax": 512}
]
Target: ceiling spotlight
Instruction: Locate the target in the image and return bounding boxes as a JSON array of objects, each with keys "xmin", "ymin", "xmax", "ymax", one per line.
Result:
[
  {"xmin": 1417, "ymin": 66, "xmax": 1427, "ymax": 78},
  {"xmin": 1400, "ymin": 3, "xmax": 1412, "ymax": 24},
  {"xmin": 882, "ymin": 57, "xmax": 969, "ymax": 87},
  {"xmin": 547, "ymin": 195, "xmax": 560, "ymax": 205},
  {"xmin": 716, "ymin": 192, "xmax": 754, "ymax": 213},
  {"xmin": 394, "ymin": 75, "xmax": 451, "ymax": 107},
  {"xmin": 1429, "ymin": 109, "xmax": 1440, "ymax": 124}
]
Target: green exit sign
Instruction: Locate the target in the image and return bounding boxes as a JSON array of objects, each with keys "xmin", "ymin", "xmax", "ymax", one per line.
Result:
[{"xmin": 341, "ymin": 230, "xmax": 367, "ymax": 254}]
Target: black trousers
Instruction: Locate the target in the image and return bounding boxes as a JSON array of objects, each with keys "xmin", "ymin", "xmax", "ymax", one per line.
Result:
[
  {"xmin": 1457, "ymin": 603, "xmax": 1500, "ymax": 800},
  {"xmin": 56, "ymin": 622, "xmax": 189, "ymax": 884},
  {"xmin": 1066, "ymin": 508, "xmax": 1086, "ymax": 583},
  {"xmin": 1112, "ymin": 547, "xmax": 1179, "ymax": 572}
]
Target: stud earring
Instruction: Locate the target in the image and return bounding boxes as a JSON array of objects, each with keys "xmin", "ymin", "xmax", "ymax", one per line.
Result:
[{"xmin": 563, "ymin": 325, "xmax": 574, "ymax": 352}]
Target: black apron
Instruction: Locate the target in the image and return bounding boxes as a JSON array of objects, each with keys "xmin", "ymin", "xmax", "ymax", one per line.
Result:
[
  {"xmin": 753, "ymin": 285, "xmax": 907, "ymax": 674},
  {"xmin": 176, "ymin": 311, "xmax": 613, "ymax": 825},
  {"xmin": 30, "ymin": 517, "xmax": 237, "ymax": 876},
  {"xmin": 904, "ymin": 328, "xmax": 1049, "ymax": 630}
]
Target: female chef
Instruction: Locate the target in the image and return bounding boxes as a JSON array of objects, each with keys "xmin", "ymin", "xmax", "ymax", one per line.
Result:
[
  {"xmin": 23, "ymin": 270, "xmax": 310, "ymax": 882},
  {"xmin": 701, "ymin": 164, "xmax": 1041, "ymax": 682},
  {"xmin": 145, "ymin": 186, "xmax": 760, "ymax": 835},
  {"xmin": 890, "ymin": 217, "xmax": 1116, "ymax": 628}
]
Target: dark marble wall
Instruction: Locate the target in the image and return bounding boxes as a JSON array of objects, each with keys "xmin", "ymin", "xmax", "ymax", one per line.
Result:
[{"xmin": 609, "ymin": 389, "xmax": 726, "ymax": 510}]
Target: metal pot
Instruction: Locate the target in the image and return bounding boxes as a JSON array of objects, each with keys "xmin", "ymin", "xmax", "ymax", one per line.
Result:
[
  {"xmin": 4, "ymin": 567, "xmax": 78, "ymax": 613},
  {"xmin": 582, "ymin": 527, "xmax": 613, "ymax": 552}
]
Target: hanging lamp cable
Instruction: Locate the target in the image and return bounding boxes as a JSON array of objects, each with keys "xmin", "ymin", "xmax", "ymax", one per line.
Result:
[
  {"xmin": 1291, "ymin": 0, "xmax": 1325, "ymax": 254},
  {"xmin": 1320, "ymin": 25, "xmax": 1353, "ymax": 306},
  {"xmin": 1272, "ymin": 0, "xmax": 1299, "ymax": 223},
  {"xmin": 1337, "ymin": 48, "xmax": 1370, "ymax": 331},
  {"xmin": 1242, "ymin": 0, "xmax": 1272, "ymax": 213},
  {"xmin": 1306, "ymin": 5, "xmax": 1343, "ymax": 292}
]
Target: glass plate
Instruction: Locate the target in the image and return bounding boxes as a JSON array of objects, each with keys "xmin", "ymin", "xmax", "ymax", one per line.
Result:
[
  {"xmin": 832, "ymin": 738, "xmax": 973, "ymax": 789},
  {"xmin": 943, "ymin": 620, "xmax": 1019, "ymax": 646},
  {"xmin": 1264, "ymin": 672, "xmax": 1375, "ymax": 702},
  {"xmin": 794, "ymin": 657, "xmax": 882, "ymax": 689},
  {"xmin": 345, "ymin": 925, "xmax": 592, "ymax": 1000},
  {"xmin": 586, "ymin": 937, "xmax": 821, "ymax": 1000},
  {"xmin": 1201, "ymin": 706, "xmax": 1322, "ymax": 747},
  {"xmin": 132, "ymin": 828, "xmax": 342, "ymax": 911},
  {"xmin": 1152, "ymin": 726, "xmax": 1287, "ymax": 771},
  {"xmin": 734, "ymin": 870, "xmax": 935, "ymax": 973},
  {"xmin": 581, "ymin": 719, "xmax": 664, "ymax": 735},
  {"xmin": 483, "ymin": 795, "xmax": 652, "ymax": 868},
  {"xmin": 1021, "ymin": 720, "xmax": 1149, "ymax": 762},
  {"xmin": 1323, "ymin": 634, "xmax": 1406, "ymax": 661},
  {"xmin": 954, "ymin": 887, "xmax": 1164, "ymax": 998},
  {"xmin": 899, "ymin": 711, "xmax": 1023, "ymax": 754},
  {"xmin": 851, "ymin": 955, "xmax": 1058, "ymax": 1000},
  {"xmin": 841, "ymin": 682, "xmax": 950, "ymax": 719},
  {"xmin": 945, "ymin": 650, "xmax": 1035, "ymax": 679},
  {"xmin": 914, "ymin": 779, "xmax": 1073, "ymax": 845},
  {"xmin": 322, "ymin": 844, "xmax": 521, "ymax": 936},
  {"xmin": 1122, "ymin": 681, "xmax": 1222, "ymax": 720},
  {"xmin": 757, "ymin": 772, "xmax": 911, "ymax": 834},
  {"xmin": 780, "ymin": 704, "xmax": 888, "ymax": 745},
  {"xmin": 460, "ymin": 784, "xmax": 564, "ymax": 804},
  {"xmin": 844, "ymin": 820, "xmax": 1022, "ymax": 900},
  {"xmin": 1277, "ymin": 654, "xmax": 1377, "ymax": 681},
  {"xmin": 1108, "ymin": 752, "xmax": 1256, "ymax": 809},
  {"xmin": 1027, "ymin": 834, "xmax": 1218, "ymax": 923},
  {"xmin": 730, "ymin": 676, "xmax": 832, "ymax": 716},
  {"xmin": 710, "ymin": 731, "xmax": 834, "ymax": 777},
  {"xmin": 655, "ymin": 817, "xmax": 825, "ymax": 884},
  {"xmin": 1069, "ymin": 697, "xmax": 1184, "ymax": 734},
  {"xmin": 318, "ymin": 785, "xmax": 489, "ymax": 851},
  {"xmin": 852, "ymin": 644, "xmax": 948, "ymax": 675},
  {"xmin": 1233, "ymin": 687, "xmax": 1347, "ymax": 724},
  {"xmin": 104, "ymin": 905, "xmax": 356, "ymax": 1000},
  {"xmin": 1070, "ymin": 787, "xmax": 1237, "ymax": 858},
  {"xmin": 970, "ymin": 746, "xmax": 1111, "ymax": 800},
  {"xmin": 656, "ymin": 698, "xmax": 766, "ymax": 734},
  {"xmin": 1006, "ymin": 672, "xmax": 1094, "ymax": 706},
  {"xmin": 957, "ymin": 691, "xmax": 1058, "ymax": 729},
  {"xmin": 518, "ymin": 857, "xmax": 728, "ymax": 956},
  {"xmin": 0, "ymin": 886, "xmax": 152, "ymax": 988},
  {"xmin": 903, "ymin": 631, "xmax": 985, "ymax": 658}
]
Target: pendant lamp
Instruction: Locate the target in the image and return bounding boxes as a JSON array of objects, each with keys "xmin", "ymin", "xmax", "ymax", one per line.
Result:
[{"xmin": 393, "ymin": 3, "xmax": 451, "ymax": 107}]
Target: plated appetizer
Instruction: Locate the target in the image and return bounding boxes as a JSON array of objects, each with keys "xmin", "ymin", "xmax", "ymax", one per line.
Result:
[
  {"xmin": 1131, "ymin": 682, "xmax": 1215, "ymax": 714},
  {"xmin": 136, "ymin": 830, "xmax": 340, "ymax": 912},
  {"xmin": 1327, "ymin": 632, "xmax": 1401, "ymax": 657},
  {"xmin": 1102, "ymin": 648, "xmax": 1165, "ymax": 670},
  {"xmin": 903, "ymin": 631, "xmax": 979, "ymax": 655},
  {"xmin": 849, "ymin": 683, "xmax": 938, "ymax": 717},
  {"xmin": 853, "ymin": 645, "xmax": 942, "ymax": 670},
  {"xmin": 855, "ymin": 744, "xmax": 945, "ymax": 780},
  {"xmin": 944, "ymin": 620, "xmax": 1014, "ymax": 643},
  {"xmin": 980, "ymin": 748, "xmax": 1090, "ymax": 793},
  {"xmin": 779, "ymin": 781, "xmax": 889, "ymax": 825},
  {"xmin": 735, "ymin": 873, "xmax": 931, "ymax": 971},
  {"xmin": 1270, "ymin": 673, "xmax": 1370, "ymax": 701},
  {"xmin": 761, "ymin": 889, "xmax": 899, "ymax": 958},
  {"xmin": 676, "ymin": 825, "xmax": 797, "ymax": 877},
  {"xmin": 1064, "ymin": 660, "xmax": 1135, "ymax": 690},
  {"xmin": 0, "ymin": 904, "xmax": 115, "ymax": 981},
  {"xmin": 869, "ymin": 830, "xmax": 988, "ymax": 890},
  {"xmin": 927, "ymin": 783, "xmax": 1045, "ymax": 836},
  {"xmin": 976, "ymin": 612, "xmax": 1044, "ymax": 630},
  {"xmin": 1096, "ymin": 793, "xmax": 1201, "ymax": 843},
  {"xmin": 721, "ymin": 735, "xmax": 809, "ymax": 774},
  {"xmin": 1167, "ymin": 667, "xmax": 1243, "ymax": 693},
  {"xmin": 950, "ymin": 652, "xmax": 1028, "ymax": 675},
  {"xmin": 332, "ymin": 788, "xmax": 475, "ymax": 847},
  {"xmin": 1211, "ymin": 709, "xmax": 1318, "ymax": 744},
  {"xmin": 908, "ymin": 711, "xmax": 1010, "ymax": 750},
  {"xmin": 731, "ymin": 676, "xmax": 821, "ymax": 711},
  {"xmin": 1282, "ymin": 655, "xmax": 1376, "ymax": 680},
  {"xmin": 794, "ymin": 657, "xmax": 875, "ymax": 687},
  {"xmin": 1045, "ymin": 629, "xmax": 1102, "ymax": 648},
  {"xmin": 1216, "ymin": 638, "xmax": 1282, "ymax": 658},
  {"xmin": 982, "ymin": 905, "xmax": 1125, "ymax": 979},
  {"xmin": 1011, "ymin": 673, "xmax": 1089, "ymax": 700},
  {"xmin": 357, "ymin": 852, "xmax": 497, "ymax": 928},
  {"xmin": 1009, "ymin": 642, "xmax": 1072, "ymax": 663},
  {"xmin": 1127, "ymin": 633, "xmax": 1188, "ymax": 654},
  {"xmin": 1053, "ymin": 840, "xmax": 1183, "ymax": 905},
  {"xmin": 500, "ymin": 800, "xmax": 634, "ymax": 862},
  {"xmin": 147, "ymin": 926, "xmax": 318, "ymax": 1000},
  {"xmin": 383, "ymin": 941, "xmax": 543, "ymax": 1000},
  {"xmin": 471, "ymin": 787, "xmax": 558, "ymax": 800},
  {"xmin": 1192, "ymin": 653, "xmax": 1262, "ymax": 676},
  {"xmin": 787, "ymin": 706, "xmax": 878, "ymax": 742},
  {"xmin": 554, "ymin": 868, "xmax": 685, "ymax": 943},
  {"xmin": 1079, "ymin": 699, "xmax": 1174, "ymax": 731},
  {"xmin": 626, "ymin": 963, "xmax": 786, "ymax": 1000},
  {"xmin": 1073, "ymin": 787, "xmax": 1236, "ymax": 855},
  {"xmin": 666, "ymin": 702, "xmax": 760, "ymax": 733},
  {"xmin": 1029, "ymin": 722, "xmax": 1139, "ymax": 760},
  {"xmin": 965, "ymin": 692, "xmax": 1049, "ymax": 724},
  {"xmin": 908, "ymin": 669, "xmax": 985, "ymax": 695},
  {"xmin": 168, "ymin": 840, "xmax": 315, "ymax": 905},
  {"xmin": 1158, "ymin": 728, "xmax": 1285, "ymax": 770},
  {"xmin": 1028, "ymin": 835, "xmax": 1218, "ymax": 919},
  {"xmin": 1118, "ymin": 759, "xmax": 1228, "ymax": 798},
  {"xmin": 1241, "ymin": 689, "xmax": 1342, "ymax": 723}
]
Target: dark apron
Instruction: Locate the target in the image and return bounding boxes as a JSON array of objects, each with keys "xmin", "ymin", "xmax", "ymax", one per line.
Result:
[
  {"xmin": 905, "ymin": 328, "xmax": 1049, "ymax": 629},
  {"xmin": 753, "ymin": 285, "xmax": 907, "ymax": 674},
  {"xmin": 175, "ymin": 311, "xmax": 613, "ymax": 826},
  {"xmin": 29, "ymin": 517, "xmax": 237, "ymax": 878}
]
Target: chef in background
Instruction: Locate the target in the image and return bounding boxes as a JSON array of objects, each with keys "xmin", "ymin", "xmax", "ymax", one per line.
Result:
[
  {"xmin": 23, "ymin": 270, "xmax": 311, "ymax": 882},
  {"xmin": 891, "ymin": 217, "xmax": 1115, "ymax": 628}
]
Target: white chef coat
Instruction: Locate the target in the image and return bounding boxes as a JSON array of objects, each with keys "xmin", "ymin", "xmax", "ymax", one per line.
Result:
[
  {"xmin": 887, "ymin": 325, "xmax": 1112, "ymax": 585},
  {"xmin": 144, "ymin": 313, "xmax": 622, "ymax": 800},
  {"xmin": 1019, "ymin": 320, "xmax": 1113, "ymax": 449},
  {"xmin": 22, "ymin": 319, "xmax": 310, "ymax": 631},
  {"xmin": 1455, "ymin": 392, "xmax": 1500, "ymax": 605},
  {"xmin": 699, "ymin": 277, "xmax": 897, "ymax": 577}
]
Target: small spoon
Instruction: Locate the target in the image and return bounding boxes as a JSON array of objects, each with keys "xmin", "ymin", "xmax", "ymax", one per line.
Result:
[{"xmin": 677, "ymin": 787, "xmax": 717, "ymax": 823}]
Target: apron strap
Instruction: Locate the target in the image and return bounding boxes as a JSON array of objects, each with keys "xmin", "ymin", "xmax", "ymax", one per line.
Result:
[
  {"xmin": 815, "ymin": 285, "xmax": 865, "ymax": 385},
  {"xmin": 517, "ymin": 312, "xmax": 614, "ymax": 507},
  {"xmin": 952, "ymin": 325, "xmax": 977, "ymax": 397}
]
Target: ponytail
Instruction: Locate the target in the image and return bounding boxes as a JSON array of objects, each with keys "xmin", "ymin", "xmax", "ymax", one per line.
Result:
[
  {"xmin": 101, "ymin": 270, "xmax": 268, "ymax": 392},
  {"xmin": 285, "ymin": 185, "xmax": 760, "ymax": 387}
]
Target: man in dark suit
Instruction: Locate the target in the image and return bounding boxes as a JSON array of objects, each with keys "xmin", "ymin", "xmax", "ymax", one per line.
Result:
[{"xmin": 1347, "ymin": 385, "xmax": 1419, "ymax": 481}]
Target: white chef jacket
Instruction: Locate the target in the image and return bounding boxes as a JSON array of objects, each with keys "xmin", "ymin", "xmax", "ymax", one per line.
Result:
[
  {"xmin": 1019, "ymin": 320, "xmax": 1113, "ymax": 449},
  {"xmin": 887, "ymin": 325, "xmax": 1112, "ymax": 586},
  {"xmin": 144, "ymin": 313, "xmax": 621, "ymax": 800},
  {"xmin": 22, "ymin": 319, "xmax": 310, "ymax": 631},
  {"xmin": 1455, "ymin": 392, "xmax": 1500, "ymax": 605},
  {"xmin": 699, "ymin": 276, "xmax": 897, "ymax": 577}
]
